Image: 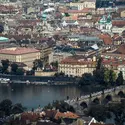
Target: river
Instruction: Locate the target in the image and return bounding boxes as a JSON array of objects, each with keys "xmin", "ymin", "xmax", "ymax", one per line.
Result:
[
  {"xmin": 0, "ymin": 84, "xmax": 81, "ymax": 110},
  {"xmin": 0, "ymin": 84, "xmax": 104, "ymax": 110}
]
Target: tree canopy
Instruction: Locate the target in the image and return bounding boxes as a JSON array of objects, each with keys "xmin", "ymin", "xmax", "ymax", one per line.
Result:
[
  {"xmin": 11, "ymin": 63, "xmax": 18, "ymax": 74},
  {"xmin": 0, "ymin": 99, "xmax": 26, "ymax": 117},
  {"xmin": 85, "ymin": 102, "xmax": 125, "ymax": 125},
  {"xmin": 0, "ymin": 24, "xmax": 4, "ymax": 33},
  {"xmin": 116, "ymin": 71, "xmax": 124, "ymax": 85},
  {"xmin": 1, "ymin": 59, "xmax": 9, "ymax": 74}
]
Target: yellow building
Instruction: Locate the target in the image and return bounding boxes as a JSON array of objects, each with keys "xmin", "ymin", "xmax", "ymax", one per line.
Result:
[
  {"xmin": 121, "ymin": 10, "xmax": 125, "ymax": 18},
  {"xmin": 69, "ymin": 1, "xmax": 96, "ymax": 10},
  {"xmin": 58, "ymin": 56, "xmax": 96, "ymax": 77},
  {"xmin": 0, "ymin": 47, "xmax": 40, "ymax": 69},
  {"xmin": 35, "ymin": 69, "xmax": 56, "ymax": 76}
]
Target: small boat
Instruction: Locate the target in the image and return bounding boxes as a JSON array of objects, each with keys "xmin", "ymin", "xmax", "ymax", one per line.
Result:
[
  {"xmin": 26, "ymin": 80, "xmax": 30, "ymax": 85},
  {"xmin": 0, "ymin": 78, "xmax": 10, "ymax": 84}
]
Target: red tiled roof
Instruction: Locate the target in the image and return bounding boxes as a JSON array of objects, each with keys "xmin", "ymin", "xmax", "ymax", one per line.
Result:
[
  {"xmin": 60, "ymin": 57, "xmax": 94, "ymax": 65},
  {"xmin": 0, "ymin": 5, "xmax": 17, "ymax": 12},
  {"xmin": 102, "ymin": 58, "xmax": 125, "ymax": 66},
  {"xmin": 98, "ymin": 34, "xmax": 113, "ymax": 45},
  {"xmin": 0, "ymin": 47, "xmax": 40, "ymax": 55},
  {"xmin": 21, "ymin": 112, "xmax": 40, "ymax": 122},
  {"xmin": 55, "ymin": 111, "xmax": 79, "ymax": 120},
  {"xmin": 112, "ymin": 34, "xmax": 122, "ymax": 41},
  {"xmin": 117, "ymin": 44, "xmax": 125, "ymax": 54},
  {"xmin": 63, "ymin": 8, "xmax": 94, "ymax": 13},
  {"xmin": 112, "ymin": 20, "xmax": 125, "ymax": 27}
]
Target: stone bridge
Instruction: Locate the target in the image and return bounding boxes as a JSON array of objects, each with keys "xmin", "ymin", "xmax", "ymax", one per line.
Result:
[{"xmin": 65, "ymin": 85, "xmax": 125, "ymax": 109}]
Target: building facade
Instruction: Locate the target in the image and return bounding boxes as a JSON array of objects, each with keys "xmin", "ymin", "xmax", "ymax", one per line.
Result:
[
  {"xmin": 58, "ymin": 56, "xmax": 96, "ymax": 77},
  {"xmin": 0, "ymin": 47, "xmax": 40, "ymax": 69},
  {"xmin": 121, "ymin": 10, "xmax": 125, "ymax": 18},
  {"xmin": 69, "ymin": 1, "xmax": 96, "ymax": 10}
]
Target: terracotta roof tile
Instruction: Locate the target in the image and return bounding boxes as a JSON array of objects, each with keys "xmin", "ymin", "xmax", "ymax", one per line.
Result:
[
  {"xmin": 0, "ymin": 47, "xmax": 40, "ymax": 55},
  {"xmin": 117, "ymin": 44, "xmax": 125, "ymax": 54},
  {"xmin": 98, "ymin": 34, "xmax": 113, "ymax": 45},
  {"xmin": 112, "ymin": 20, "xmax": 125, "ymax": 27},
  {"xmin": 60, "ymin": 57, "xmax": 94, "ymax": 65},
  {"xmin": 63, "ymin": 8, "xmax": 94, "ymax": 13},
  {"xmin": 55, "ymin": 111, "xmax": 79, "ymax": 120}
]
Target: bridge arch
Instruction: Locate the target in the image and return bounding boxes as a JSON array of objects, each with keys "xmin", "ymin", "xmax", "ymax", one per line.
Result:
[
  {"xmin": 80, "ymin": 101, "xmax": 88, "ymax": 109},
  {"xmin": 105, "ymin": 94, "xmax": 112, "ymax": 101},
  {"xmin": 118, "ymin": 91, "xmax": 125, "ymax": 98},
  {"xmin": 103, "ymin": 94, "xmax": 112, "ymax": 104},
  {"xmin": 92, "ymin": 98, "xmax": 100, "ymax": 105}
]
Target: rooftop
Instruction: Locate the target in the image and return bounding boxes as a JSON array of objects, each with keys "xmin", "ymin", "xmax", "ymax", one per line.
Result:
[
  {"xmin": 0, "ymin": 47, "xmax": 40, "ymax": 55},
  {"xmin": 55, "ymin": 111, "xmax": 79, "ymax": 120},
  {"xmin": 0, "ymin": 37, "xmax": 9, "ymax": 42},
  {"xmin": 60, "ymin": 56, "xmax": 95, "ymax": 65}
]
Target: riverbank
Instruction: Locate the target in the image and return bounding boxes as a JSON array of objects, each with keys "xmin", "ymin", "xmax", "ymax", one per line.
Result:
[{"xmin": 0, "ymin": 74, "xmax": 78, "ymax": 86}]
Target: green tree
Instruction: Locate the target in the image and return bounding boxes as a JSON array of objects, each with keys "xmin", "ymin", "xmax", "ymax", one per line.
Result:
[
  {"xmin": 93, "ymin": 57, "xmax": 105, "ymax": 82},
  {"xmin": 11, "ymin": 63, "xmax": 18, "ymax": 74},
  {"xmin": 0, "ymin": 24, "xmax": 4, "ymax": 33},
  {"xmin": 85, "ymin": 102, "xmax": 125, "ymax": 125},
  {"xmin": 79, "ymin": 73, "xmax": 94, "ymax": 86},
  {"xmin": 0, "ymin": 99, "xmax": 12, "ymax": 116},
  {"xmin": 108, "ymin": 102, "xmax": 125, "ymax": 125},
  {"xmin": 104, "ymin": 68, "xmax": 110, "ymax": 83},
  {"xmin": 116, "ymin": 71, "xmax": 124, "ymax": 85},
  {"xmin": 96, "ymin": 57, "xmax": 103, "ymax": 70},
  {"xmin": 11, "ymin": 103, "xmax": 26, "ymax": 114},
  {"xmin": 85, "ymin": 104, "xmax": 110, "ymax": 122},
  {"xmin": 16, "ymin": 68, "xmax": 24, "ymax": 75},
  {"xmin": 51, "ymin": 61, "xmax": 58, "ymax": 69},
  {"xmin": 109, "ymin": 70, "xmax": 116, "ymax": 86},
  {"xmin": 1, "ymin": 59, "xmax": 9, "ymax": 73},
  {"xmin": 33, "ymin": 59, "xmax": 43, "ymax": 70},
  {"xmin": 44, "ymin": 100, "xmax": 75, "ymax": 113}
]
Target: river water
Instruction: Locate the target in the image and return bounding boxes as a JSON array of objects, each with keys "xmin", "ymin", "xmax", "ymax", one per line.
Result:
[
  {"xmin": 0, "ymin": 84, "xmax": 104, "ymax": 110},
  {"xmin": 0, "ymin": 84, "xmax": 82, "ymax": 110}
]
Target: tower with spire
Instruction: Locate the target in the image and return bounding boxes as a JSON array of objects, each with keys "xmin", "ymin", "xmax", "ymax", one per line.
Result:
[{"xmin": 97, "ymin": 13, "xmax": 112, "ymax": 33}]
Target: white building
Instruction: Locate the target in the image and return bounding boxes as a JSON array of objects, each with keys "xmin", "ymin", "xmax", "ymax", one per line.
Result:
[
  {"xmin": 96, "ymin": 14, "xmax": 112, "ymax": 33},
  {"xmin": 112, "ymin": 26, "xmax": 125, "ymax": 34},
  {"xmin": 69, "ymin": 0, "xmax": 96, "ymax": 10},
  {"xmin": 58, "ymin": 56, "xmax": 96, "ymax": 77}
]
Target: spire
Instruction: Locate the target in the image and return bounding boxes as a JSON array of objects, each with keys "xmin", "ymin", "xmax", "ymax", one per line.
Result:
[
  {"xmin": 107, "ymin": 13, "xmax": 112, "ymax": 23},
  {"xmin": 99, "ymin": 15, "xmax": 107, "ymax": 24}
]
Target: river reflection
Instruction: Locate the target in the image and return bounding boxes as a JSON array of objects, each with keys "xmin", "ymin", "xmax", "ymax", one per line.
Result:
[{"xmin": 0, "ymin": 84, "xmax": 81, "ymax": 110}]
